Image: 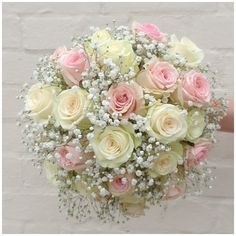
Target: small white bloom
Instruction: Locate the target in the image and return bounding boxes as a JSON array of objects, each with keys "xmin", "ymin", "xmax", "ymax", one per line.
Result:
[
  {"xmin": 135, "ymin": 170, "xmax": 142, "ymax": 176},
  {"xmin": 131, "ymin": 179, "xmax": 137, "ymax": 186}
]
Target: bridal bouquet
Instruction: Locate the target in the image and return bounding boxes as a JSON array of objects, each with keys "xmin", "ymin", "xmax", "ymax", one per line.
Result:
[{"xmin": 17, "ymin": 22, "xmax": 227, "ymax": 222}]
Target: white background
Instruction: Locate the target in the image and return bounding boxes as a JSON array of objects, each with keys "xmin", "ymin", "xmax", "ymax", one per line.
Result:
[{"xmin": 2, "ymin": 2, "xmax": 234, "ymax": 233}]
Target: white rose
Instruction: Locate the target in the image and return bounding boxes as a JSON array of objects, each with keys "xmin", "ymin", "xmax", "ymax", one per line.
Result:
[
  {"xmin": 98, "ymin": 40, "xmax": 139, "ymax": 74},
  {"xmin": 150, "ymin": 151, "xmax": 178, "ymax": 177},
  {"xmin": 85, "ymin": 29, "xmax": 113, "ymax": 58},
  {"xmin": 25, "ymin": 84, "xmax": 60, "ymax": 122},
  {"xmin": 186, "ymin": 108, "xmax": 206, "ymax": 142},
  {"xmin": 54, "ymin": 87, "xmax": 91, "ymax": 130},
  {"xmin": 146, "ymin": 104, "xmax": 188, "ymax": 144},
  {"xmin": 90, "ymin": 125, "xmax": 140, "ymax": 168},
  {"xmin": 91, "ymin": 29, "xmax": 112, "ymax": 48},
  {"xmin": 169, "ymin": 35, "xmax": 204, "ymax": 67}
]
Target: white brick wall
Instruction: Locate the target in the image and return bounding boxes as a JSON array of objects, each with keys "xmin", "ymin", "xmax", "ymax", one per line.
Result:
[{"xmin": 2, "ymin": 2, "xmax": 234, "ymax": 233}]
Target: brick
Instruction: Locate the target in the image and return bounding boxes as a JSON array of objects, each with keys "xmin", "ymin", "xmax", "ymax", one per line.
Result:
[
  {"xmin": 217, "ymin": 2, "xmax": 234, "ymax": 15},
  {"xmin": 2, "ymin": 194, "xmax": 233, "ymax": 233},
  {"xmin": 2, "ymin": 51, "xmax": 43, "ymax": 85},
  {"xmin": 23, "ymin": 222, "xmax": 65, "ymax": 234},
  {"xmin": 3, "ymin": 2, "xmax": 102, "ymax": 15},
  {"xmin": 80, "ymin": 14, "xmax": 131, "ymax": 31},
  {"xmin": 127, "ymin": 15, "xmax": 233, "ymax": 50},
  {"xmin": 2, "ymin": 16, "xmax": 22, "ymax": 48},
  {"xmin": 204, "ymin": 50, "xmax": 234, "ymax": 97},
  {"xmin": 209, "ymin": 200, "xmax": 234, "ymax": 233},
  {"xmin": 2, "ymin": 219, "xmax": 25, "ymax": 234},
  {"xmin": 22, "ymin": 17, "xmax": 79, "ymax": 50},
  {"xmin": 3, "ymin": 121, "xmax": 26, "ymax": 154},
  {"xmin": 2, "ymin": 86, "xmax": 24, "ymax": 119},
  {"xmin": 203, "ymin": 167, "xmax": 233, "ymax": 198},
  {"xmin": 101, "ymin": 2, "xmax": 219, "ymax": 14},
  {"xmin": 2, "ymin": 156, "xmax": 22, "ymax": 193},
  {"xmin": 116, "ymin": 197, "xmax": 233, "ymax": 233},
  {"xmin": 208, "ymin": 132, "xmax": 234, "ymax": 168},
  {"xmin": 3, "ymin": 193, "xmax": 61, "ymax": 222},
  {"xmin": 22, "ymin": 15, "xmax": 130, "ymax": 50},
  {"xmin": 20, "ymin": 158, "xmax": 58, "ymax": 195}
]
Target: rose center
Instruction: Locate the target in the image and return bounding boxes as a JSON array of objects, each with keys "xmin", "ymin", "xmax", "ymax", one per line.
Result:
[
  {"xmin": 163, "ymin": 117, "xmax": 178, "ymax": 133},
  {"xmin": 65, "ymin": 96, "xmax": 79, "ymax": 114},
  {"xmin": 105, "ymin": 136, "xmax": 120, "ymax": 154},
  {"xmin": 113, "ymin": 177, "xmax": 128, "ymax": 190},
  {"xmin": 116, "ymin": 93, "xmax": 129, "ymax": 103},
  {"xmin": 159, "ymin": 158, "xmax": 170, "ymax": 167},
  {"xmin": 195, "ymin": 78, "xmax": 203, "ymax": 89}
]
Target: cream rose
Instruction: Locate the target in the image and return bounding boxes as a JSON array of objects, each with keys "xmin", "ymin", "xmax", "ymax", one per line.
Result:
[
  {"xmin": 85, "ymin": 29, "xmax": 113, "ymax": 58},
  {"xmin": 90, "ymin": 125, "xmax": 140, "ymax": 168},
  {"xmin": 54, "ymin": 87, "xmax": 90, "ymax": 130},
  {"xmin": 186, "ymin": 108, "xmax": 206, "ymax": 142},
  {"xmin": 43, "ymin": 160, "xmax": 61, "ymax": 187},
  {"xmin": 169, "ymin": 35, "xmax": 204, "ymax": 67},
  {"xmin": 91, "ymin": 29, "xmax": 112, "ymax": 49},
  {"xmin": 146, "ymin": 104, "xmax": 187, "ymax": 144},
  {"xmin": 98, "ymin": 40, "xmax": 139, "ymax": 74},
  {"xmin": 107, "ymin": 81, "xmax": 144, "ymax": 118},
  {"xmin": 25, "ymin": 84, "xmax": 60, "ymax": 122},
  {"xmin": 136, "ymin": 58, "xmax": 179, "ymax": 96},
  {"xmin": 150, "ymin": 151, "xmax": 178, "ymax": 177}
]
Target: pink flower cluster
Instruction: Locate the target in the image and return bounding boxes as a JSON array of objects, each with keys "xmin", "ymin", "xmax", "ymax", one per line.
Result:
[
  {"xmin": 185, "ymin": 141, "xmax": 212, "ymax": 168},
  {"xmin": 56, "ymin": 144, "xmax": 93, "ymax": 172}
]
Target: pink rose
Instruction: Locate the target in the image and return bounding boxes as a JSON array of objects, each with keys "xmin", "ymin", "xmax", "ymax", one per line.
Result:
[
  {"xmin": 107, "ymin": 82, "xmax": 143, "ymax": 118},
  {"xmin": 137, "ymin": 58, "xmax": 179, "ymax": 96},
  {"xmin": 181, "ymin": 70, "xmax": 211, "ymax": 107},
  {"xmin": 165, "ymin": 182, "xmax": 186, "ymax": 200},
  {"xmin": 56, "ymin": 144, "xmax": 93, "ymax": 172},
  {"xmin": 132, "ymin": 21, "xmax": 167, "ymax": 42},
  {"xmin": 59, "ymin": 47, "xmax": 90, "ymax": 87},
  {"xmin": 50, "ymin": 46, "xmax": 67, "ymax": 61},
  {"xmin": 185, "ymin": 141, "xmax": 212, "ymax": 168},
  {"xmin": 108, "ymin": 174, "xmax": 133, "ymax": 197}
]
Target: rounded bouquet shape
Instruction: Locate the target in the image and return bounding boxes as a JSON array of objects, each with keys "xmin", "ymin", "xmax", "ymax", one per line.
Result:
[{"xmin": 17, "ymin": 21, "xmax": 227, "ymax": 222}]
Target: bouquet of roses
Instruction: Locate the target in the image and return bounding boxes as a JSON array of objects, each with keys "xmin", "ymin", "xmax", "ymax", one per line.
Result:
[{"xmin": 17, "ymin": 21, "xmax": 227, "ymax": 222}]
